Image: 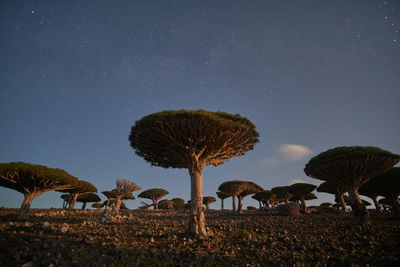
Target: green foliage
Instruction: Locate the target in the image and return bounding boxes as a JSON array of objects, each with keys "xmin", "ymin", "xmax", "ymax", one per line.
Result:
[
  {"xmin": 77, "ymin": 193, "xmax": 101, "ymax": 203},
  {"xmin": 317, "ymin": 181, "xmax": 346, "ymax": 195},
  {"xmin": 218, "ymin": 180, "xmax": 262, "ymax": 197},
  {"xmin": 138, "ymin": 188, "xmax": 169, "ymax": 200},
  {"xmin": 251, "ymin": 190, "xmax": 273, "ymax": 202},
  {"xmin": 216, "ymin": 191, "xmax": 231, "ymax": 200},
  {"xmin": 172, "ymin": 198, "xmax": 185, "ymax": 207},
  {"xmin": 203, "ymin": 196, "xmax": 216, "ymax": 205},
  {"xmin": 0, "ymin": 162, "xmax": 79, "ymax": 194},
  {"xmin": 305, "ymin": 146, "xmax": 400, "ymax": 171},
  {"xmin": 288, "ymin": 183, "xmax": 317, "ymax": 197},
  {"xmin": 129, "ymin": 110, "xmax": 259, "ymax": 169},
  {"xmin": 304, "ymin": 192, "xmax": 317, "ymax": 201},
  {"xmin": 271, "ymin": 186, "xmax": 291, "ymax": 201}
]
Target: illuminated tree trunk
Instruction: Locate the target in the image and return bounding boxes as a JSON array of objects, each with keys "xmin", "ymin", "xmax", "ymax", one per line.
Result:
[
  {"xmin": 232, "ymin": 196, "xmax": 236, "ymax": 212},
  {"xmin": 336, "ymin": 193, "xmax": 348, "ymax": 212},
  {"xmin": 69, "ymin": 193, "xmax": 79, "ymax": 209},
  {"xmin": 104, "ymin": 198, "xmax": 111, "ymax": 211},
  {"xmin": 348, "ymin": 189, "xmax": 369, "ymax": 224},
  {"xmin": 152, "ymin": 199, "xmax": 158, "ymax": 210},
  {"xmin": 237, "ymin": 196, "xmax": 243, "ymax": 213},
  {"xmin": 188, "ymin": 167, "xmax": 207, "ymax": 236},
  {"xmin": 19, "ymin": 193, "xmax": 37, "ymax": 220},
  {"xmin": 115, "ymin": 196, "xmax": 122, "ymax": 213}
]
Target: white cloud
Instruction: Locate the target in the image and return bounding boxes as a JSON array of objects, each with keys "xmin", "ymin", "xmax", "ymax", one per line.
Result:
[
  {"xmin": 278, "ymin": 144, "xmax": 313, "ymax": 161},
  {"xmin": 262, "ymin": 158, "xmax": 278, "ymax": 166},
  {"xmin": 289, "ymin": 179, "xmax": 306, "ymax": 185}
]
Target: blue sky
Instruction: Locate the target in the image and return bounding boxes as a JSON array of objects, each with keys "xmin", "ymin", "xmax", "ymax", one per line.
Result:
[{"xmin": 1, "ymin": 0, "xmax": 399, "ymax": 210}]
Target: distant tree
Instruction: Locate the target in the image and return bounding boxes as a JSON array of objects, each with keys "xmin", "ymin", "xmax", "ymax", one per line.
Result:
[
  {"xmin": 317, "ymin": 181, "xmax": 348, "ymax": 212},
  {"xmin": 77, "ymin": 193, "xmax": 101, "ymax": 210},
  {"xmin": 172, "ymin": 198, "xmax": 185, "ymax": 210},
  {"xmin": 0, "ymin": 162, "xmax": 79, "ymax": 219},
  {"xmin": 92, "ymin": 202, "xmax": 104, "ymax": 209},
  {"xmin": 320, "ymin": 202, "xmax": 332, "ymax": 207},
  {"xmin": 158, "ymin": 199, "xmax": 175, "ymax": 210},
  {"xmin": 113, "ymin": 179, "xmax": 141, "ymax": 213},
  {"xmin": 58, "ymin": 180, "xmax": 97, "ymax": 209},
  {"xmin": 216, "ymin": 191, "xmax": 230, "ymax": 210},
  {"xmin": 364, "ymin": 167, "xmax": 400, "ymax": 217},
  {"xmin": 203, "ymin": 196, "xmax": 216, "ymax": 210},
  {"xmin": 219, "ymin": 180, "xmax": 262, "ymax": 213},
  {"xmin": 102, "ymin": 190, "xmax": 118, "ymax": 211},
  {"xmin": 304, "ymin": 146, "xmax": 400, "ymax": 224},
  {"xmin": 247, "ymin": 206, "xmax": 257, "ymax": 210},
  {"xmin": 288, "ymin": 183, "xmax": 317, "ymax": 212},
  {"xmin": 304, "ymin": 192, "xmax": 317, "ymax": 201},
  {"xmin": 237, "ymin": 182, "xmax": 263, "ymax": 213},
  {"xmin": 138, "ymin": 188, "xmax": 169, "ymax": 210},
  {"xmin": 359, "ymin": 179, "xmax": 383, "ymax": 212},
  {"xmin": 271, "ymin": 186, "xmax": 292, "ymax": 204},
  {"xmin": 129, "ymin": 110, "xmax": 259, "ymax": 236},
  {"xmin": 252, "ymin": 190, "xmax": 273, "ymax": 209}
]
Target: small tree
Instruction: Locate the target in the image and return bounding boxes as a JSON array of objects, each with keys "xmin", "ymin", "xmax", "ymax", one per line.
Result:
[
  {"xmin": 129, "ymin": 110, "xmax": 259, "ymax": 236},
  {"xmin": 104, "ymin": 199, "xmax": 127, "ymax": 210},
  {"xmin": 0, "ymin": 162, "xmax": 79, "ymax": 219},
  {"xmin": 288, "ymin": 183, "xmax": 317, "ymax": 212},
  {"xmin": 237, "ymin": 182, "xmax": 263, "ymax": 212},
  {"xmin": 218, "ymin": 180, "xmax": 257, "ymax": 212},
  {"xmin": 113, "ymin": 179, "xmax": 141, "ymax": 213},
  {"xmin": 216, "ymin": 191, "xmax": 231, "ymax": 210},
  {"xmin": 317, "ymin": 181, "xmax": 348, "ymax": 212},
  {"xmin": 252, "ymin": 190, "xmax": 273, "ymax": 209},
  {"xmin": 77, "ymin": 193, "xmax": 101, "ymax": 210},
  {"xmin": 102, "ymin": 190, "xmax": 119, "ymax": 210},
  {"xmin": 138, "ymin": 188, "xmax": 169, "ymax": 210},
  {"xmin": 271, "ymin": 186, "xmax": 292, "ymax": 204},
  {"xmin": 359, "ymin": 179, "xmax": 383, "ymax": 212},
  {"xmin": 60, "ymin": 194, "xmax": 71, "ymax": 209},
  {"xmin": 305, "ymin": 146, "xmax": 400, "ymax": 224},
  {"xmin": 364, "ymin": 167, "xmax": 400, "ymax": 217},
  {"xmin": 158, "ymin": 199, "xmax": 175, "ymax": 210},
  {"xmin": 58, "ymin": 180, "xmax": 97, "ymax": 209},
  {"xmin": 172, "ymin": 198, "xmax": 185, "ymax": 210},
  {"xmin": 92, "ymin": 202, "xmax": 104, "ymax": 209},
  {"xmin": 203, "ymin": 196, "xmax": 216, "ymax": 210}
]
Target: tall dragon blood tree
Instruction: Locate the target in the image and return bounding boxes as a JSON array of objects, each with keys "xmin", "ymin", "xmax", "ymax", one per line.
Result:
[
  {"xmin": 304, "ymin": 146, "xmax": 400, "ymax": 224},
  {"xmin": 317, "ymin": 181, "xmax": 349, "ymax": 212},
  {"xmin": 0, "ymin": 162, "xmax": 79, "ymax": 219},
  {"xmin": 129, "ymin": 110, "xmax": 259, "ymax": 236}
]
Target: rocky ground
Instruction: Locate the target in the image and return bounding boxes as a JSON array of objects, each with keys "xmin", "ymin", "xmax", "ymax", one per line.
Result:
[{"xmin": 0, "ymin": 208, "xmax": 399, "ymax": 266}]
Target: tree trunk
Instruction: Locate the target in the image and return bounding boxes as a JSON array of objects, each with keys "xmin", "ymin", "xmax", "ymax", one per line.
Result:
[
  {"xmin": 336, "ymin": 193, "xmax": 348, "ymax": 212},
  {"xmin": 371, "ymin": 197, "xmax": 382, "ymax": 213},
  {"xmin": 258, "ymin": 201, "xmax": 262, "ymax": 210},
  {"xmin": 105, "ymin": 198, "xmax": 111, "ymax": 211},
  {"xmin": 82, "ymin": 202, "xmax": 87, "ymax": 210},
  {"xmin": 115, "ymin": 196, "xmax": 122, "ymax": 213},
  {"xmin": 69, "ymin": 193, "xmax": 79, "ymax": 209},
  {"xmin": 205, "ymin": 203, "xmax": 210, "ymax": 210},
  {"xmin": 221, "ymin": 199, "xmax": 224, "ymax": 210},
  {"xmin": 232, "ymin": 195, "xmax": 236, "ymax": 212},
  {"xmin": 237, "ymin": 196, "xmax": 243, "ymax": 213},
  {"xmin": 152, "ymin": 199, "xmax": 158, "ymax": 210},
  {"xmin": 299, "ymin": 196, "xmax": 306, "ymax": 213},
  {"xmin": 188, "ymin": 167, "xmax": 207, "ymax": 236},
  {"xmin": 18, "ymin": 193, "xmax": 36, "ymax": 220},
  {"xmin": 348, "ymin": 189, "xmax": 369, "ymax": 225}
]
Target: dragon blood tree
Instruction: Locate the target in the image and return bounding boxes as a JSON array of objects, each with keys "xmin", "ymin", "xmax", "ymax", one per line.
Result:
[
  {"xmin": 358, "ymin": 179, "xmax": 384, "ymax": 213},
  {"xmin": 216, "ymin": 191, "xmax": 231, "ymax": 210},
  {"xmin": 113, "ymin": 179, "xmax": 140, "ymax": 213},
  {"xmin": 58, "ymin": 180, "xmax": 97, "ymax": 209},
  {"xmin": 271, "ymin": 186, "xmax": 292, "ymax": 204},
  {"xmin": 138, "ymin": 188, "xmax": 169, "ymax": 210},
  {"xmin": 317, "ymin": 181, "xmax": 348, "ymax": 212},
  {"xmin": 92, "ymin": 202, "xmax": 104, "ymax": 209},
  {"xmin": 77, "ymin": 193, "xmax": 101, "ymax": 210},
  {"xmin": 288, "ymin": 183, "xmax": 317, "ymax": 212},
  {"xmin": 252, "ymin": 190, "xmax": 273, "ymax": 209},
  {"xmin": 237, "ymin": 182, "xmax": 263, "ymax": 212},
  {"xmin": 203, "ymin": 196, "xmax": 216, "ymax": 210},
  {"xmin": 129, "ymin": 110, "xmax": 259, "ymax": 236},
  {"xmin": 0, "ymin": 162, "xmax": 79, "ymax": 219},
  {"xmin": 364, "ymin": 167, "xmax": 400, "ymax": 217},
  {"xmin": 218, "ymin": 180, "xmax": 257, "ymax": 212},
  {"xmin": 304, "ymin": 146, "xmax": 400, "ymax": 224}
]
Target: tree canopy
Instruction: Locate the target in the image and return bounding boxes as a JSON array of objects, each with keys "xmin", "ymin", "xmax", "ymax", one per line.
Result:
[
  {"xmin": 203, "ymin": 196, "xmax": 216, "ymax": 209},
  {"xmin": 138, "ymin": 188, "xmax": 169, "ymax": 200},
  {"xmin": 271, "ymin": 186, "xmax": 292, "ymax": 204}
]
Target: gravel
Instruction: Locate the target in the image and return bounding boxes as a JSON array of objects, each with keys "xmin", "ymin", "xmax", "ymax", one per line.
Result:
[{"xmin": 0, "ymin": 208, "xmax": 399, "ymax": 266}]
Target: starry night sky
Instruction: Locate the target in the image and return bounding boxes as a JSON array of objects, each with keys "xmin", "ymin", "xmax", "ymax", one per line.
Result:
[{"xmin": 1, "ymin": 0, "xmax": 399, "ymax": 210}]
